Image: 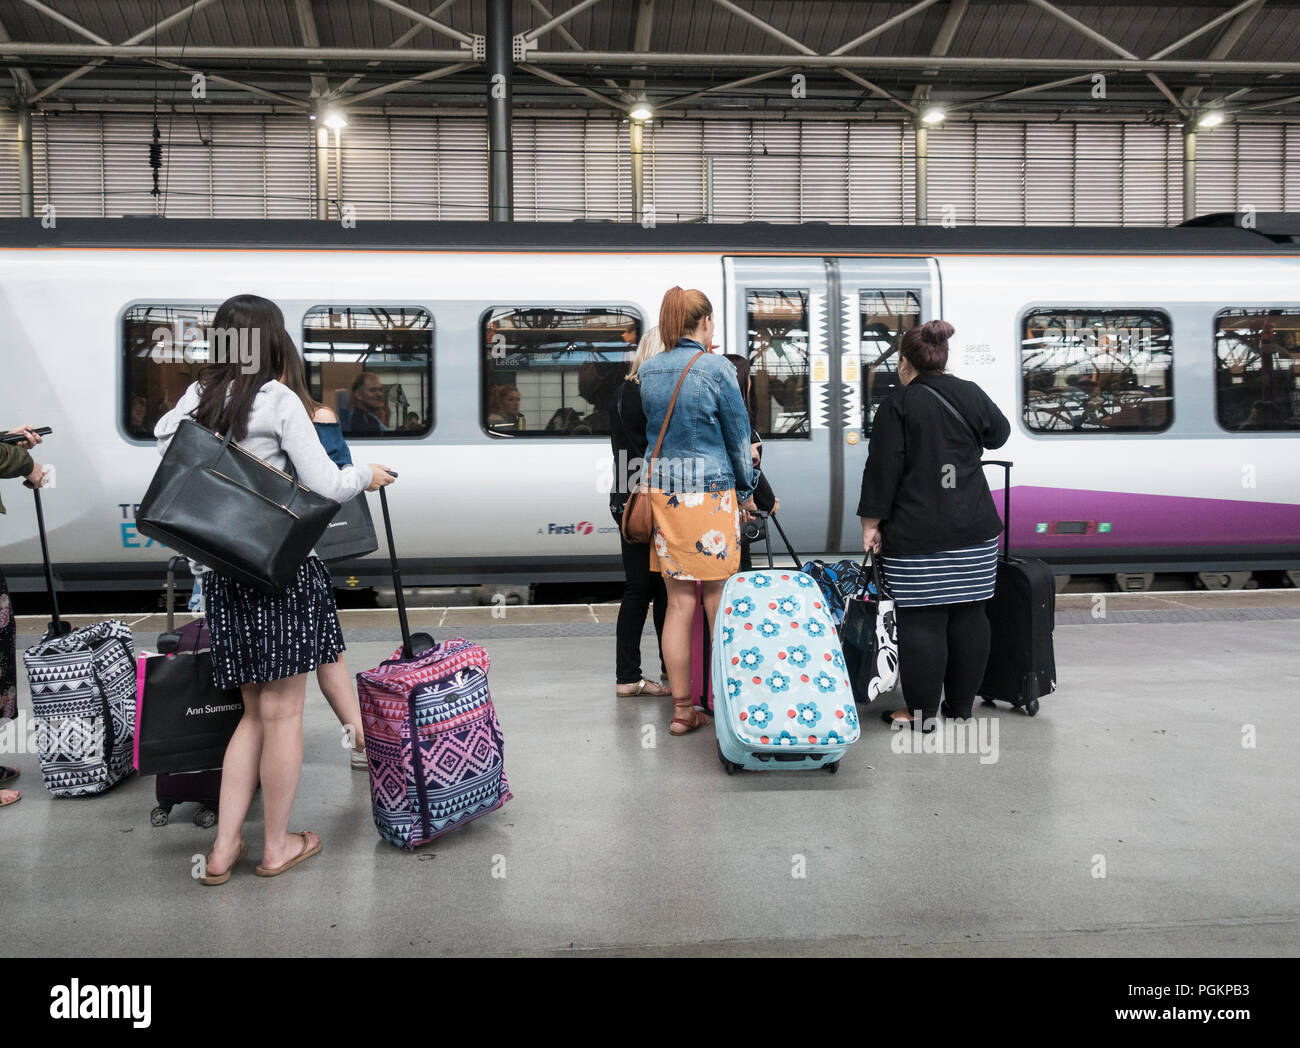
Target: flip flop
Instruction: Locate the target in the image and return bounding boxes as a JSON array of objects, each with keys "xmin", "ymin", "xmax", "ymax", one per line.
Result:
[
  {"xmin": 255, "ymin": 831, "xmax": 322, "ymax": 878},
  {"xmin": 0, "ymin": 767, "xmax": 18, "ymax": 785},
  {"xmin": 200, "ymin": 841, "xmax": 247, "ymax": 887},
  {"xmin": 0, "ymin": 790, "xmax": 19, "ymax": 808},
  {"xmin": 616, "ymin": 678, "xmax": 671, "ymax": 697}
]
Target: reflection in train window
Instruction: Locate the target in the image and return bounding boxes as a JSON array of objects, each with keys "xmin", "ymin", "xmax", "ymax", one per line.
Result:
[
  {"xmin": 1214, "ymin": 309, "xmax": 1300, "ymax": 432},
  {"xmin": 746, "ymin": 289, "xmax": 810, "ymax": 439},
  {"xmin": 1021, "ymin": 309, "xmax": 1173, "ymax": 433},
  {"xmin": 301, "ymin": 306, "xmax": 433, "ymax": 438},
  {"xmin": 481, "ymin": 306, "xmax": 641, "ymax": 437},
  {"xmin": 122, "ymin": 303, "xmax": 219, "ymax": 438},
  {"xmin": 860, "ymin": 290, "xmax": 922, "ymax": 433}
]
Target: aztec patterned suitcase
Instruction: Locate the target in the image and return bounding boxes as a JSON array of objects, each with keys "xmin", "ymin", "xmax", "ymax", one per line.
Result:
[
  {"xmin": 24, "ymin": 619, "xmax": 137, "ymax": 797},
  {"xmin": 358, "ymin": 637, "xmax": 512, "ymax": 850},
  {"xmin": 713, "ymin": 514, "xmax": 860, "ymax": 774},
  {"xmin": 21, "ymin": 486, "xmax": 135, "ymax": 797},
  {"xmin": 355, "ymin": 485, "xmax": 511, "ymax": 850}
]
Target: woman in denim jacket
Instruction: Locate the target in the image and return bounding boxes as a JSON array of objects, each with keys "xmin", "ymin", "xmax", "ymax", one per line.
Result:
[{"xmin": 638, "ymin": 287, "xmax": 757, "ymax": 735}]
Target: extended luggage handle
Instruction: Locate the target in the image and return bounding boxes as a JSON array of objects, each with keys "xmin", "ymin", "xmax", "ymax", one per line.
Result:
[
  {"xmin": 157, "ymin": 555, "xmax": 202, "ymax": 655},
  {"xmin": 377, "ymin": 479, "xmax": 434, "ymax": 661},
  {"xmin": 981, "ymin": 459, "xmax": 1014, "ymax": 562},
  {"xmin": 28, "ymin": 479, "xmax": 70, "ymax": 642},
  {"xmin": 752, "ymin": 509, "xmax": 802, "ymax": 570}
]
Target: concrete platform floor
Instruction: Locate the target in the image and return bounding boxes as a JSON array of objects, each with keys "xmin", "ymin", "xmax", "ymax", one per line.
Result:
[{"xmin": 2, "ymin": 600, "xmax": 1298, "ymax": 957}]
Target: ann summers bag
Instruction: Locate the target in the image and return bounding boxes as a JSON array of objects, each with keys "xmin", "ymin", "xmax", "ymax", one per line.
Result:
[
  {"xmin": 136, "ymin": 419, "xmax": 340, "ymax": 594},
  {"xmin": 314, "ymin": 492, "xmax": 379, "ymax": 563}
]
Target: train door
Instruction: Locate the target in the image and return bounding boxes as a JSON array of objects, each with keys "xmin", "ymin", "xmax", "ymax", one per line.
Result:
[
  {"xmin": 832, "ymin": 258, "xmax": 939, "ymax": 552},
  {"xmin": 722, "ymin": 257, "xmax": 831, "ymax": 559}
]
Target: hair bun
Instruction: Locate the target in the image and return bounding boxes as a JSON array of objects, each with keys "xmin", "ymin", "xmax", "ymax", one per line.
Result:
[{"xmin": 921, "ymin": 319, "xmax": 955, "ymax": 345}]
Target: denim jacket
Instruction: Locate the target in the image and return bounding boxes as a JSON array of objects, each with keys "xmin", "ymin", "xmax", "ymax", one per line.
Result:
[{"xmin": 638, "ymin": 339, "xmax": 757, "ymax": 501}]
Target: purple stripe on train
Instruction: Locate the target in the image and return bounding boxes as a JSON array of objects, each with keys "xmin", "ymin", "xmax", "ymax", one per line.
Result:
[{"xmin": 992, "ymin": 487, "xmax": 1300, "ymax": 549}]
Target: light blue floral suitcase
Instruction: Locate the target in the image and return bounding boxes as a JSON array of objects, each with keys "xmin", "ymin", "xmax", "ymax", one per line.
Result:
[{"xmin": 712, "ymin": 542, "xmax": 861, "ymax": 774}]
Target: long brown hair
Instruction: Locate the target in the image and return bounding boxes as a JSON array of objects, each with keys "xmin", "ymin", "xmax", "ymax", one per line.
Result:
[
  {"xmin": 658, "ymin": 286, "xmax": 713, "ymax": 350},
  {"xmin": 191, "ymin": 294, "xmax": 297, "ymax": 442},
  {"xmin": 279, "ymin": 339, "xmax": 325, "ymax": 419}
]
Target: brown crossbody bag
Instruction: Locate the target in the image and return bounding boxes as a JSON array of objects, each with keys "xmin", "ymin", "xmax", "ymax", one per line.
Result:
[{"xmin": 620, "ymin": 350, "xmax": 705, "ymax": 544}]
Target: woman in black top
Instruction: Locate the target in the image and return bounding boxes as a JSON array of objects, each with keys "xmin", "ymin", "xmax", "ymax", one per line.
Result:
[
  {"xmin": 857, "ymin": 320, "xmax": 1010, "ymax": 730},
  {"xmin": 608, "ymin": 328, "xmax": 669, "ymax": 696}
]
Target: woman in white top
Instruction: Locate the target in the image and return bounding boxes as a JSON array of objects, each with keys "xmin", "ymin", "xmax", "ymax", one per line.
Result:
[{"xmin": 155, "ymin": 294, "xmax": 396, "ymax": 884}]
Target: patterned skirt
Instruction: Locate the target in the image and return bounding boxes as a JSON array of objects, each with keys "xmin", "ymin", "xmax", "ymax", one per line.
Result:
[
  {"xmin": 0, "ymin": 567, "xmax": 15, "ymax": 720},
  {"xmin": 202, "ymin": 556, "xmax": 345, "ymax": 691},
  {"xmin": 649, "ymin": 488, "xmax": 740, "ymax": 581},
  {"xmin": 881, "ymin": 537, "xmax": 1000, "ymax": 608}
]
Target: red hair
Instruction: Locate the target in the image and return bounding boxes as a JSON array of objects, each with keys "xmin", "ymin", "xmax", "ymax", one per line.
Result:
[
  {"xmin": 900, "ymin": 319, "xmax": 955, "ymax": 373},
  {"xmin": 659, "ymin": 286, "xmax": 713, "ymax": 349}
]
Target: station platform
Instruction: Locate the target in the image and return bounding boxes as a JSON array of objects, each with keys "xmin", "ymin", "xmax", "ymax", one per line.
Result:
[{"xmin": 3, "ymin": 589, "xmax": 1298, "ymax": 958}]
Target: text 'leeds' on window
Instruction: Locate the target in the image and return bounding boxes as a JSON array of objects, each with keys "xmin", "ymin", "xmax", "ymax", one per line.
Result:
[
  {"xmin": 302, "ymin": 305, "xmax": 434, "ymax": 438},
  {"xmin": 482, "ymin": 306, "xmax": 641, "ymax": 437},
  {"xmin": 1021, "ymin": 309, "xmax": 1173, "ymax": 433}
]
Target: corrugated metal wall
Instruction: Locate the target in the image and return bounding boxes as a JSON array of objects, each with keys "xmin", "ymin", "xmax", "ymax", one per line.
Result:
[{"xmin": 0, "ymin": 110, "xmax": 1296, "ymax": 225}]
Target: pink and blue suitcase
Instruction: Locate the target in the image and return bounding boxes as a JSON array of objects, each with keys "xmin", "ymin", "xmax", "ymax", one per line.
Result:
[
  {"xmin": 713, "ymin": 514, "xmax": 860, "ymax": 774},
  {"xmin": 356, "ymin": 486, "xmax": 511, "ymax": 850}
]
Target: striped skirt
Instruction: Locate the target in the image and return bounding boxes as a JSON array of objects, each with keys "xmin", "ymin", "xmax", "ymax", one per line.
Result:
[
  {"xmin": 202, "ymin": 556, "xmax": 345, "ymax": 692},
  {"xmin": 881, "ymin": 537, "xmax": 1000, "ymax": 608}
]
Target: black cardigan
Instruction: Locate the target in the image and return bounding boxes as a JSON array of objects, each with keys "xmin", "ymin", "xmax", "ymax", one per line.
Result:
[{"xmin": 856, "ymin": 372, "xmax": 1011, "ymax": 555}]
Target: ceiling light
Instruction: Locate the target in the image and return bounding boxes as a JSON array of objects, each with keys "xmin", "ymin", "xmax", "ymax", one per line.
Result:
[
  {"xmin": 1197, "ymin": 109, "xmax": 1225, "ymax": 128},
  {"xmin": 921, "ymin": 105, "xmax": 946, "ymax": 124},
  {"xmin": 629, "ymin": 94, "xmax": 653, "ymax": 122},
  {"xmin": 323, "ymin": 110, "xmax": 348, "ymax": 131}
]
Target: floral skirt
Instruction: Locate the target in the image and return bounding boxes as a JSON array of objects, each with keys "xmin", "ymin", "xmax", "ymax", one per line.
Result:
[{"xmin": 648, "ymin": 489, "xmax": 740, "ymax": 581}]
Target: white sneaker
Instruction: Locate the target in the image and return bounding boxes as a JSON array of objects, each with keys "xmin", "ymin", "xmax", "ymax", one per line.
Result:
[{"xmin": 350, "ymin": 746, "xmax": 368, "ymax": 771}]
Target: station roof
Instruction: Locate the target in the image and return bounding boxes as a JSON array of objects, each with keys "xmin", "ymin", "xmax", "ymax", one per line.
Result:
[{"xmin": 0, "ymin": 1, "xmax": 1297, "ymax": 124}]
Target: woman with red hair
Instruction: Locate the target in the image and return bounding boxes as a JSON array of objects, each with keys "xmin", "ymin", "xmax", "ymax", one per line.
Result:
[{"xmin": 637, "ymin": 288, "xmax": 757, "ymax": 736}]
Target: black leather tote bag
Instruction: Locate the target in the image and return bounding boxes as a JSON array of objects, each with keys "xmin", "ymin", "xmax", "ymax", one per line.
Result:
[{"xmin": 136, "ymin": 419, "xmax": 340, "ymax": 593}]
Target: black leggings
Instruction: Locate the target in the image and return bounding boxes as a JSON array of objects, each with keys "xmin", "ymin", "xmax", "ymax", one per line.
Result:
[
  {"xmin": 895, "ymin": 600, "xmax": 991, "ymax": 722},
  {"xmin": 616, "ymin": 536, "xmax": 667, "ymax": 685}
]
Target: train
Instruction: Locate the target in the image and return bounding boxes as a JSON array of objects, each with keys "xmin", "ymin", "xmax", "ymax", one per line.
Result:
[{"xmin": 0, "ymin": 214, "xmax": 1297, "ymax": 596}]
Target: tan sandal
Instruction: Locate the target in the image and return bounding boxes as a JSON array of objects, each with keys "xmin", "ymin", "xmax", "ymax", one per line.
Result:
[
  {"xmin": 670, "ymin": 701, "xmax": 711, "ymax": 736},
  {"xmin": 200, "ymin": 841, "xmax": 247, "ymax": 886},
  {"xmin": 0, "ymin": 789, "xmax": 19, "ymax": 808},
  {"xmin": 256, "ymin": 831, "xmax": 322, "ymax": 878},
  {"xmin": 616, "ymin": 678, "xmax": 671, "ymax": 698}
]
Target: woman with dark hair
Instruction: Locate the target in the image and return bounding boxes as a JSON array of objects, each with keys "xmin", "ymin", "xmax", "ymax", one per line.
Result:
[
  {"xmin": 638, "ymin": 288, "xmax": 757, "ymax": 736},
  {"xmin": 723, "ymin": 353, "xmax": 778, "ymax": 572},
  {"xmin": 857, "ymin": 319, "xmax": 1010, "ymax": 731},
  {"xmin": 155, "ymin": 294, "xmax": 396, "ymax": 883},
  {"xmin": 278, "ymin": 348, "xmax": 370, "ymax": 770}
]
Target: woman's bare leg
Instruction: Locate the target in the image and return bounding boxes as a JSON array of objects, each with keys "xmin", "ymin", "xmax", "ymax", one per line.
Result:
[
  {"xmin": 317, "ymin": 656, "xmax": 364, "ymax": 751},
  {"xmin": 208, "ymin": 684, "xmax": 263, "ymax": 875},
  {"xmin": 256, "ymin": 673, "xmax": 317, "ymax": 869}
]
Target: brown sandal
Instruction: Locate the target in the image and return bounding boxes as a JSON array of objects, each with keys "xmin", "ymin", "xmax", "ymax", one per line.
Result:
[
  {"xmin": 616, "ymin": 678, "xmax": 671, "ymax": 698},
  {"xmin": 200, "ymin": 841, "xmax": 247, "ymax": 886},
  {"xmin": 255, "ymin": 831, "xmax": 322, "ymax": 878},
  {"xmin": 0, "ymin": 789, "xmax": 19, "ymax": 808},
  {"xmin": 670, "ymin": 700, "xmax": 711, "ymax": 736}
]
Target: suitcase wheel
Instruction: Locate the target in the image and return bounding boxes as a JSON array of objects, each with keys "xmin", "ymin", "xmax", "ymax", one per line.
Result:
[
  {"xmin": 717, "ymin": 742, "xmax": 740, "ymax": 776},
  {"xmin": 1022, "ymin": 697, "xmax": 1040, "ymax": 717},
  {"xmin": 825, "ymin": 760, "xmax": 840, "ymax": 775},
  {"xmin": 194, "ymin": 806, "xmax": 218, "ymax": 829},
  {"xmin": 149, "ymin": 805, "xmax": 171, "ymax": 827}
]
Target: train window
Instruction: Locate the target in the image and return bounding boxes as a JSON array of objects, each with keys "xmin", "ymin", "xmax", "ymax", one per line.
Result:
[
  {"xmin": 746, "ymin": 289, "xmax": 810, "ymax": 439},
  {"xmin": 122, "ymin": 303, "xmax": 219, "ymax": 438},
  {"xmin": 301, "ymin": 306, "xmax": 433, "ymax": 437},
  {"xmin": 481, "ymin": 306, "xmax": 641, "ymax": 437},
  {"xmin": 1021, "ymin": 309, "xmax": 1173, "ymax": 433},
  {"xmin": 860, "ymin": 290, "xmax": 922, "ymax": 433},
  {"xmin": 1214, "ymin": 309, "xmax": 1300, "ymax": 432}
]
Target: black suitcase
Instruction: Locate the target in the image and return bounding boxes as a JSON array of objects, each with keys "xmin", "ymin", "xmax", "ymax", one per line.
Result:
[
  {"xmin": 978, "ymin": 460, "xmax": 1057, "ymax": 716},
  {"xmin": 149, "ymin": 556, "xmax": 223, "ymax": 828}
]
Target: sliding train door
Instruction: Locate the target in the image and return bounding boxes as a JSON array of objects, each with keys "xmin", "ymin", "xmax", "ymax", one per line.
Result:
[
  {"xmin": 722, "ymin": 257, "xmax": 831, "ymax": 559},
  {"xmin": 833, "ymin": 258, "xmax": 939, "ymax": 552}
]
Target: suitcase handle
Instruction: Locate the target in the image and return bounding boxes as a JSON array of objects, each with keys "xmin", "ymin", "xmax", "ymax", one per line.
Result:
[
  {"xmin": 753, "ymin": 509, "xmax": 802, "ymax": 569},
  {"xmin": 30, "ymin": 486, "xmax": 70, "ymax": 641},
  {"xmin": 981, "ymin": 459, "xmax": 1014, "ymax": 562},
  {"xmin": 377, "ymin": 482, "xmax": 434, "ymax": 661}
]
